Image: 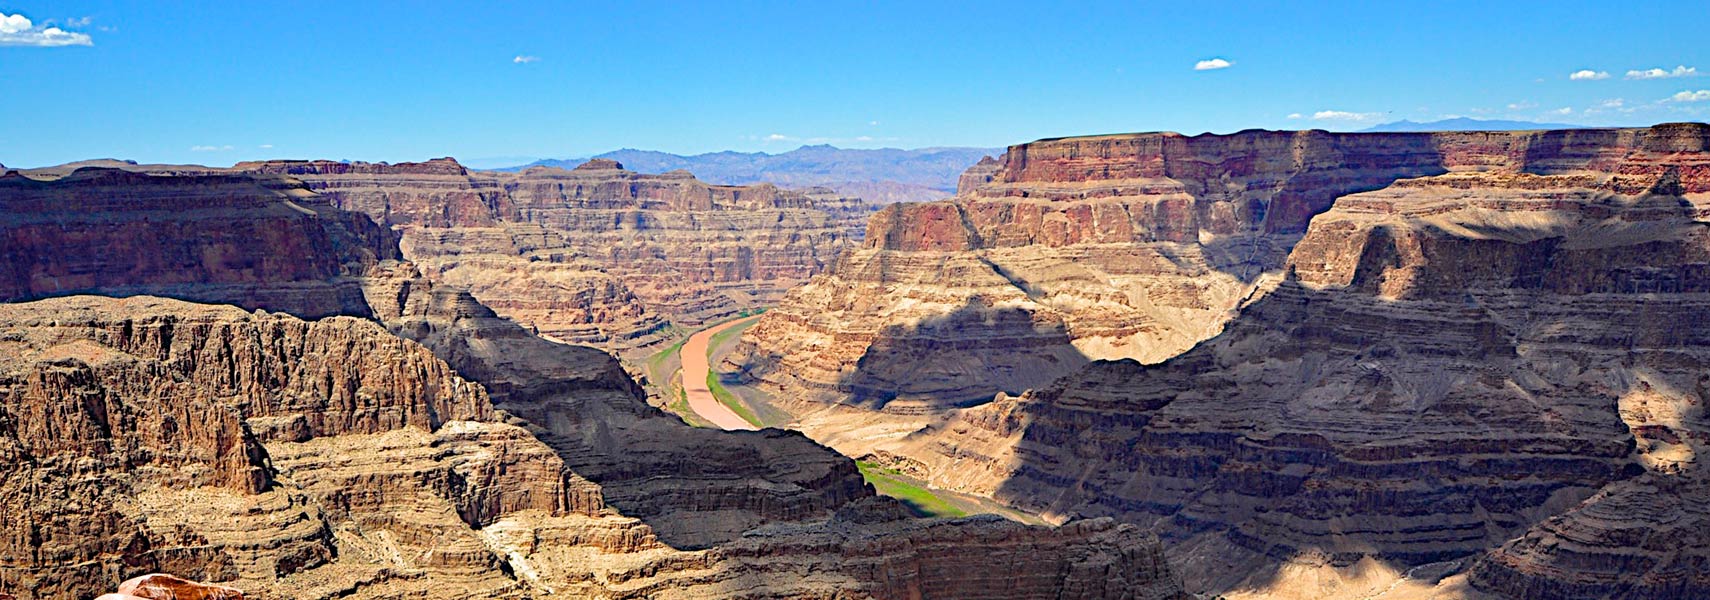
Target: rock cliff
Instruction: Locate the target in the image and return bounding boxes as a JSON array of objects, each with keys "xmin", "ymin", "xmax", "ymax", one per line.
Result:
[
  {"xmin": 233, "ymin": 157, "xmax": 870, "ymax": 353},
  {"xmin": 0, "ymin": 168, "xmax": 396, "ymax": 319},
  {"xmin": 0, "ymin": 296, "xmax": 1184, "ymax": 600},
  {"xmin": 735, "ymin": 125, "xmax": 1710, "ymax": 410},
  {"xmin": 851, "ymin": 124, "xmax": 1710, "ymax": 597},
  {"xmin": 0, "ymin": 168, "xmax": 1183, "ymax": 599}
]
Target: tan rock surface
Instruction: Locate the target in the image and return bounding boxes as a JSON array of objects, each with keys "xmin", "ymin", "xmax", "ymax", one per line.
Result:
[
  {"xmin": 892, "ymin": 128, "xmax": 1710, "ymax": 597},
  {"xmin": 733, "ymin": 123, "xmax": 1710, "ymax": 597},
  {"xmin": 234, "ymin": 158, "xmax": 871, "ymax": 354},
  {"xmin": 0, "ymin": 295, "xmax": 1186, "ymax": 600},
  {"xmin": 0, "ymin": 171, "xmax": 1185, "ymax": 599},
  {"xmin": 735, "ymin": 124, "xmax": 1710, "ymax": 410}
]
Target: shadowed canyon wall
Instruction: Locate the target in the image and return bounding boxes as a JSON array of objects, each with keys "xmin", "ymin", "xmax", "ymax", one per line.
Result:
[
  {"xmin": 741, "ymin": 123, "xmax": 1710, "ymax": 598},
  {"xmin": 0, "ymin": 166, "xmax": 1184, "ymax": 599}
]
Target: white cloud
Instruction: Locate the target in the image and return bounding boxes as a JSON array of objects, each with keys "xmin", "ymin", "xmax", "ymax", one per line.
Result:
[
  {"xmin": 1286, "ymin": 113, "xmax": 1303, "ymax": 119},
  {"xmin": 1669, "ymin": 90, "xmax": 1710, "ymax": 103},
  {"xmin": 1549, "ymin": 107, "xmax": 1573, "ymax": 116},
  {"xmin": 1194, "ymin": 58, "xmax": 1233, "ymax": 71},
  {"xmin": 855, "ymin": 135, "xmax": 874, "ymax": 142},
  {"xmin": 764, "ymin": 133, "xmax": 795, "ymax": 141},
  {"xmin": 1599, "ymin": 98, "xmax": 1625, "ymax": 108},
  {"xmin": 190, "ymin": 145, "xmax": 235, "ymax": 152},
  {"xmin": 1627, "ymin": 65, "xmax": 1698, "ymax": 80},
  {"xmin": 1569, "ymin": 69, "xmax": 1610, "ymax": 81},
  {"xmin": 1507, "ymin": 101, "xmax": 1537, "ymax": 110},
  {"xmin": 512, "ymin": 55, "xmax": 539, "ymax": 64},
  {"xmin": 258, "ymin": 144, "xmax": 274, "ymax": 149},
  {"xmin": 868, "ymin": 120, "xmax": 880, "ymax": 126},
  {"xmin": 0, "ymin": 11, "xmax": 93, "ymax": 46},
  {"xmin": 1310, "ymin": 110, "xmax": 1383, "ymax": 122},
  {"xmin": 65, "ymin": 16, "xmax": 92, "ymax": 27}
]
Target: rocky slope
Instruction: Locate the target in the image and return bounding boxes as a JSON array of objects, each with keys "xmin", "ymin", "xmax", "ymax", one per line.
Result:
[
  {"xmin": 0, "ymin": 168, "xmax": 1185, "ymax": 599},
  {"xmin": 734, "ymin": 126, "xmax": 1710, "ymax": 411},
  {"xmin": 0, "ymin": 295, "xmax": 1184, "ymax": 600},
  {"xmin": 863, "ymin": 124, "xmax": 1710, "ymax": 597},
  {"xmin": 517, "ymin": 144, "xmax": 1000, "ymax": 204},
  {"xmin": 0, "ymin": 167, "xmax": 396, "ymax": 319},
  {"xmin": 235, "ymin": 157, "xmax": 870, "ymax": 353}
]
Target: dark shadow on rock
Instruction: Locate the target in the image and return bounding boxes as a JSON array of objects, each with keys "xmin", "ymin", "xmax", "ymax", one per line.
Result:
[
  {"xmin": 983, "ymin": 182, "xmax": 1710, "ymax": 595},
  {"xmin": 834, "ymin": 296, "xmax": 1091, "ymax": 410}
]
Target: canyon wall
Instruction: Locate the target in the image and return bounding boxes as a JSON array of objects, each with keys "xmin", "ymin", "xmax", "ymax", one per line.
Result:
[
  {"xmin": 857, "ymin": 124, "xmax": 1710, "ymax": 597},
  {"xmin": 0, "ymin": 168, "xmax": 396, "ymax": 319},
  {"xmin": 0, "ymin": 168, "xmax": 1184, "ymax": 599},
  {"xmin": 734, "ymin": 126, "xmax": 1703, "ymax": 410},
  {"xmin": 234, "ymin": 157, "xmax": 871, "ymax": 353}
]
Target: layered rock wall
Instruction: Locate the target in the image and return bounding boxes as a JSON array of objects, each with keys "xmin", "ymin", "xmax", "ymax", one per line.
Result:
[
  {"xmin": 880, "ymin": 126, "xmax": 1710, "ymax": 597},
  {"xmin": 736, "ymin": 125, "xmax": 1710, "ymax": 409},
  {"xmin": 0, "ymin": 168, "xmax": 396, "ymax": 319},
  {"xmin": 235, "ymin": 158, "xmax": 871, "ymax": 351}
]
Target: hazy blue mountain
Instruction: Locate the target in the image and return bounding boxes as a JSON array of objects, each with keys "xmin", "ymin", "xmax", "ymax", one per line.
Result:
[
  {"xmin": 1358, "ymin": 117, "xmax": 1590, "ymax": 132},
  {"xmin": 500, "ymin": 145, "xmax": 1001, "ymax": 203}
]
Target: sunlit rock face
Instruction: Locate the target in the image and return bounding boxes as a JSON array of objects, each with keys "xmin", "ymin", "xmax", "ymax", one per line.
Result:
[
  {"xmin": 875, "ymin": 124, "xmax": 1710, "ymax": 598},
  {"xmin": 0, "ymin": 167, "xmax": 397, "ymax": 319},
  {"xmin": 235, "ymin": 157, "xmax": 872, "ymax": 353},
  {"xmin": 0, "ymin": 168, "xmax": 1186, "ymax": 600},
  {"xmin": 0, "ymin": 295, "xmax": 1187, "ymax": 600},
  {"xmin": 735, "ymin": 126, "xmax": 1710, "ymax": 412}
]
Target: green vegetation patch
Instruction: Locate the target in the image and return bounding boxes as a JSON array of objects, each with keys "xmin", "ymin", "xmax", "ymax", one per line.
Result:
[
  {"xmin": 856, "ymin": 460, "xmax": 966, "ymax": 518},
  {"xmin": 706, "ymin": 369, "xmax": 763, "ymax": 428}
]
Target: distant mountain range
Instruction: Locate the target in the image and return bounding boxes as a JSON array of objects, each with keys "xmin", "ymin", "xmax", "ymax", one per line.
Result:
[
  {"xmin": 498, "ymin": 145, "xmax": 1001, "ymax": 204},
  {"xmin": 1358, "ymin": 117, "xmax": 1590, "ymax": 132}
]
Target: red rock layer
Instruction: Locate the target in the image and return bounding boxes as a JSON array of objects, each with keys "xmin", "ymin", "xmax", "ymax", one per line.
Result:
[
  {"xmin": 0, "ymin": 295, "xmax": 1186, "ymax": 600},
  {"xmin": 737, "ymin": 124, "xmax": 1710, "ymax": 410},
  {"xmin": 891, "ymin": 146, "xmax": 1710, "ymax": 597},
  {"xmin": 0, "ymin": 168, "xmax": 398, "ymax": 319},
  {"xmin": 233, "ymin": 158, "xmax": 871, "ymax": 349}
]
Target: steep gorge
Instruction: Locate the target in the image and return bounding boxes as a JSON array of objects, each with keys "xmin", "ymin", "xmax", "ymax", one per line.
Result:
[
  {"xmin": 743, "ymin": 123, "xmax": 1710, "ymax": 598},
  {"xmin": 0, "ymin": 166, "xmax": 1185, "ymax": 599}
]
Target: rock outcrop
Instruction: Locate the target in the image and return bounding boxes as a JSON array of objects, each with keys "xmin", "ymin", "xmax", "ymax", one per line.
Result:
[
  {"xmin": 0, "ymin": 168, "xmax": 1184, "ymax": 599},
  {"xmin": 855, "ymin": 124, "xmax": 1710, "ymax": 598},
  {"xmin": 0, "ymin": 295, "xmax": 1185, "ymax": 600},
  {"xmin": 0, "ymin": 168, "xmax": 397, "ymax": 319},
  {"xmin": 234, "ymin": 158, "xmax": 871, "ymax": 353},
  {"xmin": 735, "ymin": 125, "xmax": 1710, "ymax": 410}
]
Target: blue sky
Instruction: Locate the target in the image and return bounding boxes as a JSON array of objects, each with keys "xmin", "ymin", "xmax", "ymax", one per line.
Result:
[{"xmin": 2, "ymin": 1, "xmax": 1707, "ymax": 167}]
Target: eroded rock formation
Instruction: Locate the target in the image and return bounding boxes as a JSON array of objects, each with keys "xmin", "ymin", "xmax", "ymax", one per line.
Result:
[
  {"xmin": 735, "ymin": 125, "xmax": 1710, "ymax": 410},
  {"xmin": 0, "ymin": 168, "xmax": 396, "ymax": 319},
  {"xmin": 0, "ymin": 295, "xmax": 1184, "ymax": 600},
  {"xmin": 234, "ymin": 157, "xmax": 870, "ymax": 353},
  {"xmin": 854, "ymin": 124, "xmax": 1710, "ymax": 598},
  {"xmin": 0, "ymin": 168, "xmax": 1183, "ymax": 599}
]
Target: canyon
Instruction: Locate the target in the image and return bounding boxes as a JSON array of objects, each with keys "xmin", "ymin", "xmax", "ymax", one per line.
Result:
[
  {"xmin": 515, "ymin": 145, "xmax": 1000, "ymax": 205},
  {"xmin": 731, "ymin": 123, "xmax": 1710, "ymax": 598},
  {"xmin": 0, "ymin": 164, "xmax": 1184, "ymax": 599}
]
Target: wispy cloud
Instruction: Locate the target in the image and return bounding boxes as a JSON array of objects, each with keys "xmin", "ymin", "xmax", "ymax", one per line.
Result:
[
  {"xmin": 1194, "ymin": 58, "xmax": 1233, "ymax": 71},
  {"xmin": 1669, "ymin": 90, "xmax": 1710, "ymax": 103},
  {"xmin": 1309, "ymin": 110, "xmax": 1383, "ymax": 122},
  {"xmin": 258, "ymin": 144, "xmax": 274, "ymax": 149},
  {"xmin": 0, "ymin": 11, "xmax": 93, "ymax": 47},
  {"xmin": 1548, "ymin": 107, "xmax": 1573, "ymax": 116},
  {"xmin": 1627, "ymin": 65, "xmax": 1698, "ymax": 80},
  {"xmin": 512, "ymin": 55, "xmax": 539, "ymax": 64},
  {"xmin": 1569, "ymin": 69, "xmax": 1610, "ymax": 81},
  {"xmin": 765, "ymin": 133, "xmax": 794, "ymax": 141},
  {"xmin": 65, "ymin": 16, "xmax": 92, "ymax": 27},
  {"xmin": 1286, "ymin": 113, "xmax": 1303, "ymax": 119},
  {"xmin": 1507, "ymin": 101, "xmax": 1538, "ymax": 110},
  {"xmin": 1599, "ymin": 98, "xmax": 1625, "ymax": 108},
  {"xmin": 190, "ymin": 145, "xmax": 235, "ymax": 152}
]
